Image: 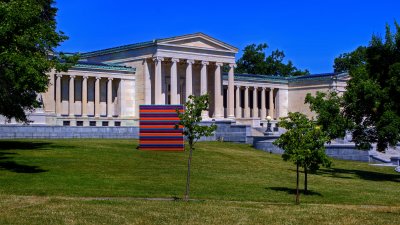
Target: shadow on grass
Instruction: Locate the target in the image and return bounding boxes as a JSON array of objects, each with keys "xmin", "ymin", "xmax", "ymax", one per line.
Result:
[
  {"xmin": 316, "ymin": 168, "xmax": 400, "ymax": 182},
  {"xmin": 0, "ymin": 161, "xmax": 47, "ymax": 173},
  {"xmin": 0, "ymin": 141, "xmax": 50, "ymax": 173},
  {"xmin": 266, "ymin": 187, "xmax": 322, "ymax": 196},
  {"xmin": 0, "ymin": 141, "xmax": 52, "ymax": 151}
]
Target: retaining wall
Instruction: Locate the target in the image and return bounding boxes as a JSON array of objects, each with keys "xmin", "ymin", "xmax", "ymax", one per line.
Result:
[{"xmin": 0, "ymin": 121, "xmax": 252, "ymax": 143}]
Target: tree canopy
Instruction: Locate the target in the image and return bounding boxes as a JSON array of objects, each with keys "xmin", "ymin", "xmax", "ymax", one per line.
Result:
[
  {"xmin": 0, "ymin": 0, "xmax": 78, "ymax": 123},
  {"xmin": 309, "ymin": 22, "xmax": 400, "ymax": 152},
  {"xmin": 236, "ymin": 43, "xmax": 309, "ymax": 76}
]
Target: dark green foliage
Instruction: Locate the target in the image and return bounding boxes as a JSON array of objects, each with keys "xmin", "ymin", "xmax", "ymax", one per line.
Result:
[
  {"xmin": 274, "ymin": 112, "xmax": 331, "ymax": 203},
  {"xmin": 334, "ymin": 46, "xmax": 367, "ymax": 73},
  {"xmin": 342, "ymin": 22, "xmax": 400, "ymax": 152},
  {"xmin": 0, "ymin": 0, "xmax": 78, "ymax": 123},
  {"xmin": 175, "ymin": 94, "xmax": 217, "ymax": 200},
  {"xmin": 305, "ymin": 91, "xmax": 350, "ymax": 141},
  {"xmin": 236, "ymin": 43, "xmax": 309, "ymax": 76}
]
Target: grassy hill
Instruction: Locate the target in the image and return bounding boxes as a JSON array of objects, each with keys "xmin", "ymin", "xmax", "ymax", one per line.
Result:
[{"xmin": 0, "ymin": 139, "xmax": 399, "ymax": 224}]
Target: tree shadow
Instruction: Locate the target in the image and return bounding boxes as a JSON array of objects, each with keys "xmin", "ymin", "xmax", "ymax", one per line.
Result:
[
  {"xmin": 266, "ymin": 187, "xmax": 323, "ymax": 196},
  {"xmin": 316, "ymin": 168, "xmax": 400, "ymax": 182},
  {"xmin": 0, "ymin": 141, "xmax": 51, "ymax": 174},
  {"xmin": 0, "ymin": 161, "xmax": 47, "ymax": 173},
  {"xmin": 0, "ymin": 141, "xmax": 52, "ymax": 151}
]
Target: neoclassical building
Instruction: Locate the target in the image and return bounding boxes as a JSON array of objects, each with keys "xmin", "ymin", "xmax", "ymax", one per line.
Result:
[{"xmin": 1, "ymin": 33, "xmax": 348, "ymax": 127}]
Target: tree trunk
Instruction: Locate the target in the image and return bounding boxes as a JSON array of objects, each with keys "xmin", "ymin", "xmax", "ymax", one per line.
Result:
[
  {"xmin": 184, "ymin": 142, "xmax": 194, "ymax": 201},
  {"xmin": 296, "ymin": 162, "xmax": 300, "ymax": 205},
  {"xmin": 304, "ymin": 166, "xmax": 308, "ymax": 195}
]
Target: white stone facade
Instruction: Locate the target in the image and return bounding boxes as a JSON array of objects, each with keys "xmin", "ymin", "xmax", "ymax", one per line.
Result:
[{"xmin": 0, "ymin": 33, "xmax": 349, "ymax": 127}]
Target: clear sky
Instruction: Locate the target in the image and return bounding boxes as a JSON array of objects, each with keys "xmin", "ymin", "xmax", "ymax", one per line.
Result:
[{"xmin": 56, "ymin": 0, "xmax": 399, "ymax": 74}]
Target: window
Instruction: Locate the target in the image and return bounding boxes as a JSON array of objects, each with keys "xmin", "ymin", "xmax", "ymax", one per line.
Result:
[
  {"xmin": 63, "ymin": 121, "xmax": 70, "ymax": 126},
  {"xmin": 102, "ymin": 121, "xmax": 109, "ymax": 127},
  {"xmin": 77, "ymin": 121, "xmax": 83, "ymax": 126},
  {"xmin": 114, "ymin": 121, "xmax": 121, "ymax": 127},
  {"xmin": 89, "ymin": 121, "xmax": 96, "ymax": 126}
]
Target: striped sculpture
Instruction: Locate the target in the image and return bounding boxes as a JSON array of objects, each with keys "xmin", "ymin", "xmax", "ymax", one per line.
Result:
[{"xmin": 139, "ymin": 105, "xmax": 184, "ymax": 151}]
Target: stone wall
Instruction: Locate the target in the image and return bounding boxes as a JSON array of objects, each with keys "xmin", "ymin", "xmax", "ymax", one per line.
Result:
[
  {"xmin": 253, "ymin": 136, "xmax": 370, "ymax": 162},
  {"xmin": 0, "ymin": 121, "xmax": 252, "ymax": 143},
  {"xmin": 0, "ymin": 125, "xmax": 139, "ymax": 139}
]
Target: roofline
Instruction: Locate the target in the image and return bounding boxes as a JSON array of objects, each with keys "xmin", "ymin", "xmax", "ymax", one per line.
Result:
[{"xmin": 81, "ymin": 32, "xmax": 238, "ymax": 58}]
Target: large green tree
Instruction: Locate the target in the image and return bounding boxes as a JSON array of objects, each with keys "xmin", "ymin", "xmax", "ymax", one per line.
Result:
[
  {"xmin": 273, "ymin": 112, "xmax": 331, "ymax": 204},
  {"xmin": 236, "ymin": 43, "xmax": 309, "ymax": 76},
  {"xmin": 0, "ymin": 0, "xmax": 78, "ymax": 123},
  {"xmin": 175, "ymin": 94, "xmax": 217, "ymax": 201},
  {"xmin": 309, "ymin": 22, "xmax": 400, "ymax": 152}
]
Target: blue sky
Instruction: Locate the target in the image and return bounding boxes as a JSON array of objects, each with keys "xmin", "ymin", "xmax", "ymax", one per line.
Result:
[{"xmin": 56, "ymin": 0, "xmax": 399, "ymax": 73}]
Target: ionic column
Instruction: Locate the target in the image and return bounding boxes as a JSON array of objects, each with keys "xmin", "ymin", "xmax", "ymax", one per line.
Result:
[
  {"xmin": 185, "ymin": 59, "xmax": 194, "ymax": 101},
  {"xmin": 244, "ymin": 86, "xmax": 250, "ymax": 118},
  {"xmin": 95, "ymin": 77, "xmax": 101, "ymax": 117},
  {"xmin": 214, "ymin": 62, "xmax": 223, "ymax": 118},
  {"xmin": 170, "ymin": 58, "xmax": 179, "ymax": 105},
  {"xmin": 261, "ymin": 87, "xmax": 266, "ymax": 120},
  {"xmin": 235, "ymin": 85, "xmax": 241, "ymax": 118},
  {"xmin": 201, "ymin": 61, "xmax": 209, "ymax": 118},
  {"xmin": 269, "ymin": 88, "xmax": 274, "ymax": 119},
  {"xmin": 252, "ymin": 87, "xmax": 258, "ymax": 118},
  {"xmin": 144, "ymin": 59, "xmax": 151, "ymax": 104},
  {"xmin": 82, "ymin": 76, "xmax": 88, "ymax": 117},
  {"xmin": 69, "ymin": 75, "xmax": 75, "ymax": 117},
  {"xmin": 55, "ymin": 74, "xmax": 62, "ymax": 116},
  {"xmin": 107, "ymin": 77, "xmax": 113, "ymax": 118},
  {"xmin": 153, "ymin": 57, "xmax": 164, "ymax": 104},
  {"xmin": 227, "ymin": 64, "xmax": 236, "ymax": 119}
]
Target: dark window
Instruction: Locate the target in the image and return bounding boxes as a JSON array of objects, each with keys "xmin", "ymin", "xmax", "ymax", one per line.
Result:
[
  {"xmin": 102, "ymin": 121, "xmax": 109, "ymax": 127},
  {"xmin": 77, "ymin": 121, "xmax": 83, "ymax": 126},
  {"xmin": 89, "ymin": 121, "xmax": 96, "ymax": 126},
  {"xmin": 63, "ymin": 121, "xmax": 70, "ymax": 126},
  {"xmin": 114, "ymin": 121, "xmax": 121, "ymax": 127}
]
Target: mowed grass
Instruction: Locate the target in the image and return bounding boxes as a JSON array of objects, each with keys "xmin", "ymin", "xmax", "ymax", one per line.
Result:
[{"xmin": 0, "ymin": 139, "xmax": 399, "ymax": 224}]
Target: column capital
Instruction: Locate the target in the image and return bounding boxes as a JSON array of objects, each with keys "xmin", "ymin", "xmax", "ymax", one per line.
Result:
[
  {"xmin": 153, "ymin": 56, "xmax": 164, "ymax": 62},
  {"xmin": 95, "ymin": 76, "xmax": 101, "ymax": 80},
  {"xmin": 83, "ymin": 75, "xmax": 89, "ymax": 79},
  {"xmin": 235, "ymin": 85, "xmax": 241, "ymax": 88},
  {"xmin": 262, "ymin": 86, "xmax": 267, "ymax": 90},
  {"xmin": 244, "ymin": 86, "xmax": 249, "ymax": 89},
  {"xmin": 229, "ymin": 63, "xmax": 237, "ymax": 68},
  {"xmin": 186, "ymin": 59, "xmax": 195, "ymax": 65},
  {"xmin": 201, "ymin": 61, "xmax": 209, "ymax": 66},
  {"xmin": 215, "ymin": 62, "xmax": 224, "ymax": 67},
  {"xmin": 171, "ymin": 58, "xmax": 180, "ymax": 63},
  {"xmin": 56, "ymin": 74, "xmax": 62, "ymax": 78},
  {"xmin": 69, "ymin": 75, "xmax": 76, "ymax": 79},
  {"xmin": 270, "ymin": 87, "xmax": 275, "ymax": 91},
  {"xmin": 108, "ymin": 77, "xmax": 113, "ymax": 81}
]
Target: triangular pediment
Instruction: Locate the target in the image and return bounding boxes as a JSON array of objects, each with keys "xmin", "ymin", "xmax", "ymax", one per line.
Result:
[{"xmin": 157, "ymin": 33, "xmax": 238, "ymax": 53}]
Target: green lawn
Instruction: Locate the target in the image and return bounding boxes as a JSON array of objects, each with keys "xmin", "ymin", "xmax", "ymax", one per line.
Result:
[{"xmin": 0, "ymin": 139, "xmax": 399, "ymax": 224}]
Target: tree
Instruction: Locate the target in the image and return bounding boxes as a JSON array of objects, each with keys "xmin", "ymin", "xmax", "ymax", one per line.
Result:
[
  {"xmin": 334, "ymin": 46, "xmax": 367, "ymax": 73},
  {"xmin": 328, "ymin": 22, "xmax": 400, "ymax": 152},
  {"xmin": 273, "ymin": 112, "xmax": 331, "ymax": 204},
  {"xmin": 0, "ymin": 0, "xmax": 78, "ymax": 123},
  {"xmin": 236, "ymin": 43, "xmax": 309, "ymax": 76},
  {"xmin": 305, "ymin": 91, "xmax": 351, "ymax": 141},
  {"xmin": 175, "ymin": 94, "xmax": 217, "ymax": 201}
]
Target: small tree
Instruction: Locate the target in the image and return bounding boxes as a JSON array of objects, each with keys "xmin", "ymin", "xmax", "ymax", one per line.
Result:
[
  {"xmin": 273, "ymin": 112, "xmax": 331, "ymax": 204},
  {"xmin": 175, "ymin": 94, "xmax": 217, "ymax": 201}
]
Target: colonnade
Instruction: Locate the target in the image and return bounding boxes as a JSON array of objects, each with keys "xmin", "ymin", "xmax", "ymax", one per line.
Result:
[
  {"xmin": 232, "ymin": 85, "xmax": 278, "ymax": 120},
  {"xmin": 144, "ymin": 57, "xmax": 236, "ymax": 119},
  {"xmin": 54, "ymin": 74, "xmax": 118, "ymax": 117}
]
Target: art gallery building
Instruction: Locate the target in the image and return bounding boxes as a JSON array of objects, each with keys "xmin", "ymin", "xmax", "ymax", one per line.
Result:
[{"xmin": 1, "ymin": 33, "xmax": 348, "ymax": 127}]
